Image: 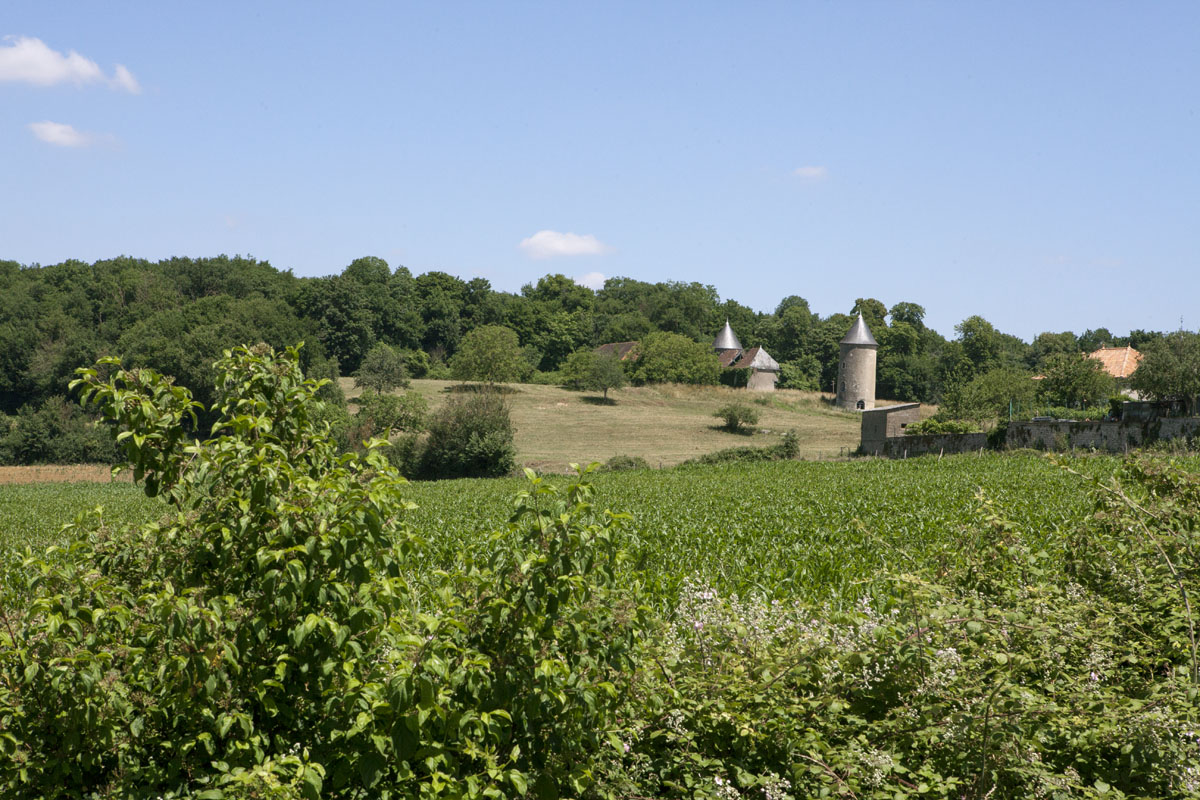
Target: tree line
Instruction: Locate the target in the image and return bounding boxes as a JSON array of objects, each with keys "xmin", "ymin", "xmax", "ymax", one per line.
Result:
[{"xmin": 0, "ymin": 254, "xmax": 1193, "ymax": 462}]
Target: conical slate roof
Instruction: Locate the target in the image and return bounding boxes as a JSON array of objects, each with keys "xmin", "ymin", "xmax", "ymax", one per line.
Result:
[
  {"xmin": 840, "ymin": 314, "xmax": 878, "ymax": 347},
  {"xmin": 713, "ymin": 319, "xmax": 743, "ymax": 351}
]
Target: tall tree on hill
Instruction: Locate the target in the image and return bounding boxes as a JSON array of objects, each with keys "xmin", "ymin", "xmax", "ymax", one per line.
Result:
[{"xmin": 450, "ymin": 325, "xmax": 530, "ymax": 384}]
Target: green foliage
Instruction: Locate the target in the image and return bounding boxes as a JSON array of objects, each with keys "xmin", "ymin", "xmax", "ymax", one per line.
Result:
[
  {"xmin": 714, "ymin": 401, "xmax": 760, "ymax": 433},
  {"xmin": 354, "ymin": 389, "xmax": 428, "ymax": 437},
  {"xmin": 679, "ymin": 432, "xmax": 798, "ymax": 467},
  {"xmin": 602, "ymin": 454, "xmax": 651, "ymax": 472},
  {"xmin": 778, "ymin": 356, "xmax": 821, "ymax": 391},
  {"xmin": 417, "ymin": 387, "xmax": 516, "ymax": 479},
  {"xmin": 1132, "ymin": 331, "xmax": 1200, "ymax": 414},
  {"xmin": 0, "ymin": 345, "xmax": 644, "ymax": 799},
  {"xmin": 939, "ymin": 368, "xmax": 1036, "ymax": 424},
  {"xmin": 602, "ymin": 460, "xmax": 1200, "ymax": 797},
  {"xmin": 450, "ymin": 324, "xmax": 530, "ymax": 384},
  {"xmin": 562, "ymin": 349, "xmax": 628, "ymax": 400},
  {"xmin": 0, "ymin": 396, "xmax": 117, "ymax": 465},
  {"xmin": 353, "ymin": 342, "xmax": 409, "ymax": 393},
  {"xmin": 905, "ymin": 418, "xmax": 976, "ymax": 436},
  {"xmin": 632, "ymin": 332, "xmax": 721, "ymax": 385},
  {"xmin": 1037, "ymin": 351, "xmax": 1116, "ymax": 408}
]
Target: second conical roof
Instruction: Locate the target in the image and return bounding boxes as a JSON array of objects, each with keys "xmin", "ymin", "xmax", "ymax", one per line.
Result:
[
  {"xmin": 840, "ymin": 314, "xmax": 878, "ymax": 347},
  {"xmin": 713, "ymin": 319, "xmax": 743, "ymax": 351}
]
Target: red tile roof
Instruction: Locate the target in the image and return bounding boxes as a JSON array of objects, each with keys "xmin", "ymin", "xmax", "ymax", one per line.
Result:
[{"xmin": 1089, "ymin": 346, "xmax": 1142, "ymax": 379}]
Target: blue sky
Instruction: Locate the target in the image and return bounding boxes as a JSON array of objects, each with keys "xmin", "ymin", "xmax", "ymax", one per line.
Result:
[{"xmin": 3, "ymin": 2, "xmax": 1197, "ymax": 341}]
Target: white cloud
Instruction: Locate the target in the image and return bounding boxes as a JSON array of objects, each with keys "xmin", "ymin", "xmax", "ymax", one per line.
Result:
[
  {"xmin": 0, "ymin": 36, "xmax": 140, "ymax": 93},
  {"xmin": 29, "ymin": 120, "xmax": 92, "ymax": 147},
  {"xmin": 110, "ymin": 63, "xmax": 141, "ymax": 94},
  {"xmin": 793, "ymin": 165, "xmax": 828, "ymax": 181},
  {"xmin": 574, "ymin": 272, "xmax": 606, "ymax": 291},
  {"xmin": 519, "ymin": 230, "xmax": 612, "ymax": 259}
]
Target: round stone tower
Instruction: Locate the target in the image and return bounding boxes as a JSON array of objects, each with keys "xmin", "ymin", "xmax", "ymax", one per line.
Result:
[{"xmin": 835, "ymin": 314, "xmax": 878, "ymax": 411}]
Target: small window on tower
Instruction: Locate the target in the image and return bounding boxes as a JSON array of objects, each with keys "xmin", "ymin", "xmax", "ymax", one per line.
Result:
[{"xmin": 856, "ymin": 400, "xmax": 865, "ymax": 410}]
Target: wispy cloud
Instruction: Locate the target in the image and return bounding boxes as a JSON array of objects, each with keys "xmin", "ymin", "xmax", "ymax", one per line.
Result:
[
  {"xmin": 0, "ymin": 36, "xmax": 141, "ymax": 93},
  {"xmin": 519, "ymin": 230, "xmax": 612, "ymax": 259},
  {"xmin": 29, "ymin": 120, "xmax": 92, "ymax": 147},
  {"xmin": 574, "ymin": 272, "xmax": 606, "ymax": 291},
  {"xmin": 793, "ymin": 165, "xmax": 828, "ymax": 181}
]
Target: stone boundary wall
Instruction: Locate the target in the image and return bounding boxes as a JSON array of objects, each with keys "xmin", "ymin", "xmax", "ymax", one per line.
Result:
[
  {"xmin": 1006, "ymin": 417, "xmax": 1200, "ymax": 452},
  {"xmin": 861, "ymin": 432, "xmax": 988, "ymax": 459}
]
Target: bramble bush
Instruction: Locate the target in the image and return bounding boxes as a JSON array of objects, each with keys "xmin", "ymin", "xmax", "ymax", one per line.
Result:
[{"xmin": 3, "ymin": 344, "xmax": 1200, "ymax": 798}]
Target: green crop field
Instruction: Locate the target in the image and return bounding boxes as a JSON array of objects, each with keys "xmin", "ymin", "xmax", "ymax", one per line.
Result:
[{"xmin": 1, "ymin": 452, "xmax": 1130, "ymax": 606}]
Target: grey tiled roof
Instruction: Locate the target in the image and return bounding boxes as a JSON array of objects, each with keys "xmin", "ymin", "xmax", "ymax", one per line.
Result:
[{"xmin": 840, "ymin": 314, "xmax": 878, "ymax": 347}]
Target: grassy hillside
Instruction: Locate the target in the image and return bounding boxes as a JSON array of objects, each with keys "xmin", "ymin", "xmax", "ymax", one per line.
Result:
[{"xmin": 342, "ymin": 378, "xmax": 924, "ymax": 469}]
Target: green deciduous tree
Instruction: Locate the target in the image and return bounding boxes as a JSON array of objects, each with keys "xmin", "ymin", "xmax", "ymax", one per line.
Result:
[
  {"xmin": 939, "ymin": 367, "xmax": 1037, "ymax": 423},
  {"xmin": 1037, "ymin": 351, "xmax": 1116, "ymax": 409},
  {"xmin": 353, "ymin": 342, "xmax": 409, "ymax": 393},
  {"xmin": 1131, "ymin": 331, "xmax": 1200, "ymax": 414},
  {"xmin": 450, "ymin": 325, "xmax": 530, "ymax": 384},
  {"xmin": 562, "ymin": 349, "xmax": 628, "ymax": 400},
  {"xmin": 632, "ymin": 332, "xmax": 721, "ymax": 385}
]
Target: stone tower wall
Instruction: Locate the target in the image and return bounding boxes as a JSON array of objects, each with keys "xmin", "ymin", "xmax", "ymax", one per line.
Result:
[{"xmin": 836, "ymin": 344, "xmax": 877, "ymax": 411}]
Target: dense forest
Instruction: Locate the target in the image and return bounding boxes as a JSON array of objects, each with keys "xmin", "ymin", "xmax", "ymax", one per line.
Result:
[{"xmin": 0, "ymin": 254, "xmax": 1176, "ymax": 463}]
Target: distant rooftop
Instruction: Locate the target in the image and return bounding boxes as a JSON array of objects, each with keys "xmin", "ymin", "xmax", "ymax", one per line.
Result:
[
  {"xmin": 595, "ymin": 341, "xmax": 639, "ymax": 361},
  {"xmin": 1089, "ymin": 345, "xmax": 1141, "ymax": 379},
  {"xmin": 713, "ymin": 319, "xmax": 743, "ymax": 351},
  {"xmin": 840, "ymin": 314, "xmax": 878, "ymax": 347}
]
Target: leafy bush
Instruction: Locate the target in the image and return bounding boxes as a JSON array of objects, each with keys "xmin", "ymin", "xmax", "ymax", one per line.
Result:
[
  {"xmin": 416, "ymin": 387, "xmax": 516, "ymax": 479},
  {"xmin": 597, "ymin": 458, "xmax": 1200, "ymax": 797},
  {"xmin": 714, "ymin": 401, "xmax": 759, "ymax": 433},
  {"xmin": 777, "ymin": 428, "xmax": 799, "ymax": 459},
  {"xmin": 1015, "ymin": 405, "xmax": 1111, "ymax": 422},
  {"xmin": 905, "ymin": 418, "xmax": 976, "ymax": 436},
  {"xmin": 354, "ymin": 389, "xmax": 428, "ymax": 437},
  {"xmin": 602, "ymin": 454, "xmax": 651, "ymax": 472},
  {"xmin": 0, "ymin": 345, "xmax": 642, "ymax": 799},
  {"xmin": 679, "ymin": 432, "xmax": 797, "ymax": 467},
  {"xmin": 0, "ymin": 396, "xmax": 118, "ymax": 465}
]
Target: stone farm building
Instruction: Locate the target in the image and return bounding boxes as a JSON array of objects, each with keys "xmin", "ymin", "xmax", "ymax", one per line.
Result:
[
  {"xmin": 593, "ymin": 322, "xmax": 781, "ymax": 390},
  {"xmin": 712, "ymin": 320, "xmax": 781, "ymax": 391}
]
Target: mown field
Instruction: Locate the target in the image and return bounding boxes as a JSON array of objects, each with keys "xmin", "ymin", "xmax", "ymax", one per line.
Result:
[
  {"xmin": 341, "ymin": 378, "xmax": 923, "ymax": 468},
  {"xmin": 1, "ymin": 452, "xmax": 1130, "ymax": 606}
]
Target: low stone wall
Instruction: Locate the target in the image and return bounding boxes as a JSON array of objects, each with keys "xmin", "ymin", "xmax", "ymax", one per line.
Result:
[
  {"xmin": 862, "ymin": 432, "xmax": 988, "ymax": 458},
  {"xmin": 1006, "ymin": 417, "xmax": 1200, "ymax": 452}
]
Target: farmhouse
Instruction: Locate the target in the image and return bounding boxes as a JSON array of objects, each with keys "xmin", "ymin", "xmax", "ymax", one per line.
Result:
[{"xmin": 712, "ymin": 320, "xmax": 781, "ymax": 391}]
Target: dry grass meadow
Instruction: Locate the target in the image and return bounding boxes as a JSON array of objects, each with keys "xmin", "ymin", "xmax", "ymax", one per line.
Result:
[
  {"xmin": 343, "ymin": 378, "xmax": 900, "ymax": 472},
  {"xmin": 0, "ymin": 381, "xmax": 927, "ymax": 485}
]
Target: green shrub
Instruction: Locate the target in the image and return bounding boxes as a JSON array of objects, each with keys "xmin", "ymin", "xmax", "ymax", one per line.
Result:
[
  {"xmin": 714, "ymin": 401, "xmax": 759, "ymax": 433},
  {"xmin": 905, "ymin": 417, "xmax": 976, "ymax": 436},
  {"xmin": 602, "ymin": 454, "xmax": 651, "ymax": 472},
  {"xmin": 354, "ymin": 389, "xmax": 428, "ymax": 437},
  {"xmin": 0, "ymin": 345, "xmax": 642, "ymax": 799},
  {"xmin": 417, "ymin": 387, "xmax": 516, "ymax": 479},
  {"xmin": 0, "ymin": 396, "xmax": 118, "ymax": 465},
  {"xmin": 777, "ymin": 428, "xmax": 799, "ymax": 459}
]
